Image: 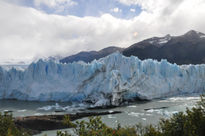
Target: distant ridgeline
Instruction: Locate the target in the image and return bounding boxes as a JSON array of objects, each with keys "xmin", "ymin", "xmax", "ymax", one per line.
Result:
[
  {"xmin": 60, "ymin": 46, "xmax": 123, "ymax": 63},
  {"xmin": 60, "ymin": 30, "xmax": 205, "ymax": 65},
  {"xmin": 0, "ymin": 53, "xmax": 205, "ymax": 106}
]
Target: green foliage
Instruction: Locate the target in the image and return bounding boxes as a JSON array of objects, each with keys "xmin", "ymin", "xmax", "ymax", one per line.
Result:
[
  {"xmin": 143, "ymin": 125, "xmax": 162, "ymax": 136},
  {"xmin": 58, "ymin": 116, "xmax": 137, "ymax": 136},
  {"xmin": 74, "ymin": 116, "xmax": 137, "ymax": 136},
  {"xmin": 58, "ymin": 95, "xmax": 205, "ymax": 136},
  {"xmin": 0, "ymin": 96, "xmax": 204, "ymax": 136},
  {"xmin": 197, "ymin": 95, "xmax": 205, "ymax": 111},
  {"xmin": 56, "ymin": 115, "xmax": 75, "ymax": 136},
  {"xmin": 159, "ymin": 95, "xmax": 205, "ymax": 136},
  {"xmin": 63, "ymin": 115, "xmax": 76, "ymax": 128},
  {"xmin": 56, "ymin": 130, "xmax": 72, "ymax": 136},
  {"xmin": 0, "ymin": 112, "xmax": 28, "ymax": 136}
]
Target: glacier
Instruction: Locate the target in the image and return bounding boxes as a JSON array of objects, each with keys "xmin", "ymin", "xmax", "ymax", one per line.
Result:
[{"xmin": 0, "ymin": 52, "xmax": 205, "ymax": 106}]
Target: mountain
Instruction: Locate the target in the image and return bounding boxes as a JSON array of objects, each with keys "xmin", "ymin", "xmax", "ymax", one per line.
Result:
[
  {"xmin": 60, "ymin": 46, "xmax": 123, "ymax": 63},
  {"xmin": 0, "ymin": 52, "xmax": 205, "ymax": 106},
  {"xmin": 60, "ymin": 30, "xmax": 205, "ymax": 65},
  {"xmin": 123, "ymin": 30, "xmax": 205, "ymax": 65}
]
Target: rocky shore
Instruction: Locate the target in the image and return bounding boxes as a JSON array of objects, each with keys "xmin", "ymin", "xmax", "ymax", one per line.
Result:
[{"xmin": 14, "ymin": 111, "xmax": 121, "ymax": 135}]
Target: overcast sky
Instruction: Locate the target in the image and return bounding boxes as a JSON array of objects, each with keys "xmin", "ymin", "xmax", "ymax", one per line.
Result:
[{"xmin": 0, "ymin": 0, "xmax": 205, "ymax": 63}]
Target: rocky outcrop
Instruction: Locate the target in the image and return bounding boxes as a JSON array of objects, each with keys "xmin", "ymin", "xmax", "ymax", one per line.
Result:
[{"xmin": 14, "ymin": 111, "xmax": 121, "ymax": 135}]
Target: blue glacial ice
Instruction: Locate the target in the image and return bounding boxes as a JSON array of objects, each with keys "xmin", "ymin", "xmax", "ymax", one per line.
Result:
[{"xmin": 0, "ymin": 52, "xmax": 205, "ymax": 106}]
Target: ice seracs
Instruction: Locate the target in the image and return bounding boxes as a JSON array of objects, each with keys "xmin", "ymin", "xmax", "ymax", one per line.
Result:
[{"xmin": 0, "ymin": 52, "xmax": 205, "ymax": 106}]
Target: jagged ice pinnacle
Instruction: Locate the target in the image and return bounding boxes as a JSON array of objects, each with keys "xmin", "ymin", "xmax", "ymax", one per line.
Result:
[{"xmin": 0, "ymin": 52, "xmax": 205, "ymax": 106}]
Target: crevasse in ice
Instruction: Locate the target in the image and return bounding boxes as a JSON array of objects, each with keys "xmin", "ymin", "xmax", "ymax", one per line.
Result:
[{"xmin": 0, "ymin": 52, "xmax": 205, "ymax": 106}]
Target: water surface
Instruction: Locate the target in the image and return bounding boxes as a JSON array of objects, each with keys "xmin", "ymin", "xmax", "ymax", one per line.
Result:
[{"xmin": 0, "ymin": 95, "xmax": 200, "ymax": 136}]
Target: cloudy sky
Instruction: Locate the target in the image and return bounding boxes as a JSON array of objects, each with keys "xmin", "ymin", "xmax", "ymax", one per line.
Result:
[{"xmin": 0, "ymin": 0, "xmax": 205, "ymax": 63}]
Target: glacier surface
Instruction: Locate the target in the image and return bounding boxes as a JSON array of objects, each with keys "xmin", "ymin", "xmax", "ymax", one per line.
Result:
[{"xmin": 0, "ymin": 52, "xmax": 205, "ymax": 106}]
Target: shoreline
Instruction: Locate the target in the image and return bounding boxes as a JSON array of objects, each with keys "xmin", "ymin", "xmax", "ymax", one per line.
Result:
[{"xmin": 14, "ymin": 111, "xmax": 122, "ymax": 135}]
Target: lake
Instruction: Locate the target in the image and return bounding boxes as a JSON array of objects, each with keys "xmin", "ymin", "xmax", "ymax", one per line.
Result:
[{"xmin": 0, "ymin": 94, "xmax": 200, "ymax": 136}]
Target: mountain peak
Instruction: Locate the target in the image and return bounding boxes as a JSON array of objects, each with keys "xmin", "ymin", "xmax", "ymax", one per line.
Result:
[
  {"xmin": 60, "ymin": 30, "xmax": 205, "ymax": 65},
  {"xmin": 184, "ymin": 30, "xmax": 205, "ymax": 37},
  {"xmin": 186, "ymin": 30, "xmax": 198, "ymax": 34},
  {"xmin": 60, "ymin": 46, "xmax": 122, "ymax": 63},
  {"xmin": 165, "ymin": 34, "xmax": 171, "ymax": 38}
]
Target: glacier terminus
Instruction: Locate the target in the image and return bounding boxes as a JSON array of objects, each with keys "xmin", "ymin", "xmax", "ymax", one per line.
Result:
[{"xmin": 0, "ymin": 52, "xmax": 205, "ymax": 107}]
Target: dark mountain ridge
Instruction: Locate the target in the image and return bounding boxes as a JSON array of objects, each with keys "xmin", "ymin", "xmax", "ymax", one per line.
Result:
[
  {"xmin": 60, "ymin": 46, "xmax": 123, "ymax": 63},
  {"xmin": 60, "ymin": 30, "xmax": 205, "ymax": 65},
  {"xmin": 123, "ymin": 30, "xmax": 205, "ymax": 65}
]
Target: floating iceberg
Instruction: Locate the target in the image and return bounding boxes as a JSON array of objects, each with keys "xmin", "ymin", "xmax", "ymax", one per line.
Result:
[{"xmin": 0, "ymin": 52, "xmax": 205, "ymax": 106}]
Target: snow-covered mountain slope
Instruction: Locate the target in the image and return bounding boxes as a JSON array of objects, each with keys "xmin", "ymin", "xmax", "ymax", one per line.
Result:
[
  {"xmin": 123, "ymin": 30, "xmax": 205, "ymax": 65},
  {"xmin": 0, "ymin": 52, "xmax": 205, "ymax": 106}
]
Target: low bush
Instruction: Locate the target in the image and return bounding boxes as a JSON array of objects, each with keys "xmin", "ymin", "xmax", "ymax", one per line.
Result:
[
  {"xmin": 0, "ymin": 112, "xmax": 28, "ymax": 136},
  {"xmin": 59, "ymin": 95, "xmax": 205, "ymax": 136},
  {"xmin": 0, "ymin": 96, "xmax": 204, "ymax": 136}
]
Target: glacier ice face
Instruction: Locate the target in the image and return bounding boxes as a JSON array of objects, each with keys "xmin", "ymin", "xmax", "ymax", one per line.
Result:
[{"xmin": 0, "ymin": 52, "xmax": 205, "ymax": 106}]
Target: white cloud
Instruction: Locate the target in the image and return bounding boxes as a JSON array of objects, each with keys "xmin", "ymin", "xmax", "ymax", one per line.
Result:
[
  {"xmin": 0, "ymin": 2, "xmax": 132, "ymax": 62},
  {"xmin": 116, "ymin": 0, "xmax": 139, "ymax": 6},
  {"xmin": 34, "ymin": 0, "xmax": 77, "ymax": 7},
  {"xmin": 130, "ymin": 8, "xmax": 135, "ymax": 12},
  {"xmin": 0, "ymin": 0, "xmax": 205, "ymax": 63},
  {"xmin": 111, "ymin": 7, "xmax": 122, "ymax": 13},
  {"xmin": 34, "ymin": 0, "xmax": 77, "ymax": 12}
]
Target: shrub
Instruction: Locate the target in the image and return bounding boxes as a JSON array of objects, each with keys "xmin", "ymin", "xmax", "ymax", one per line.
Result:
[
  {"xmin": 0, "ymin": 112, "xmax": 28, "ymax": 136},
  {"xmin": 159, "ymin": 95, "xmax": 205, "ymax": 136},
  {"xmin": 1, "ymin": 96, "xmax": 204, "ymax": 136},
  {"xmin": 59, "ymin": 95, "xmax": 205, "ymax": 136},
  {"xmin": 58, "ymin": 116, "xmax": 138, "ymax": 136}
]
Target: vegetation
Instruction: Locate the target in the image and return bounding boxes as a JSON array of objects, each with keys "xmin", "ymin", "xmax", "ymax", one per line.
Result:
[
  {"xmin": 0, "ymin": 112, "xmax": 28, "ymax": 136},
  {"xmin": 0, "ymin": 96, "xmax": 205, "ymax": 136},
  {"xmin": 58, "ymin": 95, "xmax": 205, "ymax": 136}
]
